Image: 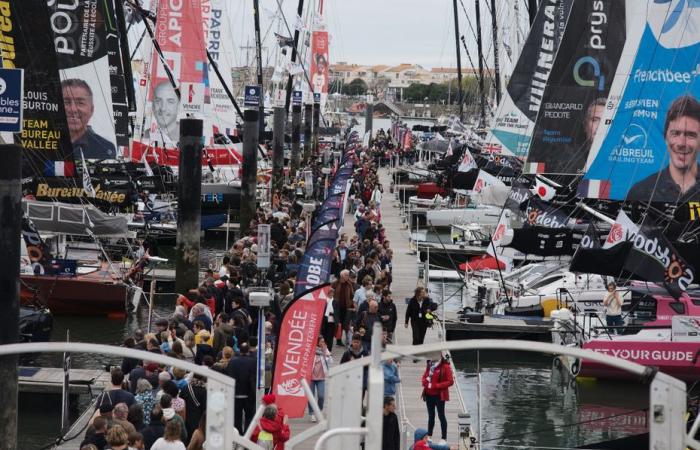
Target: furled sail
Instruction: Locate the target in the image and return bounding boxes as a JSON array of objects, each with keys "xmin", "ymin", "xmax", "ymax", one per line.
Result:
[{"xmin": 483, "ymin": 0, "xmax": 574, "ymax": 157}]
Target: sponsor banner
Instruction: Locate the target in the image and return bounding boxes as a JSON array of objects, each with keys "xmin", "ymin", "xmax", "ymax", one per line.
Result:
[
  {"xmin": 527, "ymin": 0, "xmax": 626, "ymax": 175},
  {"xmin": 572, "ymin": 214, "xmax": 694, "ymax": 299},
  {"xmin": 202, "ymin": 0, "xmax": 238, "ymax": 137},
  {"xmin": 28, "ymin": 177, "xmax": 135, "ymax": 207},
  {"xmin": 473, "ymin": 170, "xmax": 505, "ymax": 193},
  {"xmin": 0, "ymin": 68, "xmax": 23, "ymax": 132},
  {"xmin": 508, "ymin": 226, "xmax": 574, "ymax": 256},
  {"xmin": 579, "ymin": 222, "xmax": 602, "ymax": 250},
  {"xmin": 257, "ymin": 224, "xmax": 271, "ymax": 269},
  {"xmin": 310, "ymin": 30, "xmax": 328, "ymax": 112},
  {"xmin": 504, "ymin": 181, "xmax": 530, "ymax": 211},
  {"xmin": 272, "ymin": 284, "xmax": 330, "ymax": 418},
  {"xmin": 484, "ymin": 0, "xmax": 574, "ymax": 157},
  {"xmin": 2, "ymin": 2, "xmax": 74, "ymax": 172},
  {"xmin": 105, "ymin": 0, "xmax": 130, "ymax": 148},
  {"xmin": 144, "ymin": 0, "xmax": 206, "ymax": 146},
  {"xmin": 582, "ymin": 2, "xmax": 700, "ymax": 201},
  {"xmin": 48, "ymin": 0, "xmax": 119, "ymax": 160},
  {"xmin": 584, "ymin": 340, "xmax": 700, "ymax": 368},
  {"xmin": 523, "ymin": 197, "xmax": 569, "ymax": 228}
]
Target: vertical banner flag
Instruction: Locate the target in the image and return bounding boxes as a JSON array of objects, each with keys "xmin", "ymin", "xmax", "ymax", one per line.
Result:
[
  {"xmin": 484, "ymin": 0, "xmax": 574, "ymax": 157},
  {"xmin": 106, "ymin": 0, "xmax": 131, "ymax": 149},
  {"xmin": 526, "ymin": 0, "xmax": 626, "ymax": 175},
  {"xmin": 257, "ymin": 224, "xmax": 271, "ymax": 269},
  {"xmin": 275, "ymin": 135, "xmax": 357, "ymax": 418},
  {"xmin": 133, "ymin": 0, "xmax": 206, "ymax": 163},
  {"xmin": 2, "ymin": 2, "xmax": 74, "ymax": 174},
  {"xmin": 582, "ymin": 1, "xmax": 700, "ymax": 202},
  {"xmin": 48, "ymin": 0, "xmax": 119, "ymax": 160}
]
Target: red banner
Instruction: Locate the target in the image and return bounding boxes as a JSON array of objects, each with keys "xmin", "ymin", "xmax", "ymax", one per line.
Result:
[
  {"xmin": 272, "ymin": 284, "xmax": 330, "ymax": 418},
  {"xmin": 136, "ymin": 0, "xmax": 206, "ymax": 149},
  {"xmin": 310, "ymin": 31, "xmax": 329, "ymax": 95}
]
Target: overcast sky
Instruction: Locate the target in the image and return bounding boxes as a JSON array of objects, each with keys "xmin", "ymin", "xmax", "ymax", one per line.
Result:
[{"xmin": 232, "ymin": 0, "xmax": 531, "ymax": 70}]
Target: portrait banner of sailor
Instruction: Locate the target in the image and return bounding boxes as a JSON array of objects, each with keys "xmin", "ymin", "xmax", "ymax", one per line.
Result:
[
  {"xmin": 581, "ymin": 1, "xmax": 700, "ymax": 202},
  {"xmin": 47, "ymin": 0, "xmax": 119, "ymax": 161}
]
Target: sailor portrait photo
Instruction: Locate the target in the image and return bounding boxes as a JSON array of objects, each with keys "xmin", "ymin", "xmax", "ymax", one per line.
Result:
[
  {"xmin": 61, "ymin": 78, "xmax": 117, "ymax": 161},
  {"xmin": 627, "ymin": 94, "xmax": 700, "ymax": 203}
]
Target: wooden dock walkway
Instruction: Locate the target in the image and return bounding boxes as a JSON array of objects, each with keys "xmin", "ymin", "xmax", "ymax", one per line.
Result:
[
  {"xmin": 19, "ymin": 366, "xmax": 110, "ymax": 395},
  {"xmin": 381, "ymin": 168, "xmax": 471, "ymax": 448}
]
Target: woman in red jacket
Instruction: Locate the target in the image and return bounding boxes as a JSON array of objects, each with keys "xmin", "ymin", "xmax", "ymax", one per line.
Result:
[{"xmin": 421, "ymin": 353, "xmax": 454, "ymax": 444}]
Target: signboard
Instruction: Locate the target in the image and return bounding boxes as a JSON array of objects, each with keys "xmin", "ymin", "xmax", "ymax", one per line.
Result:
[
  {"xmin": 257, "ymin": 224, "xmax": 271, "ymax": 269},
  {"xmin": 304, "ymin": 170, "xmax": 314, "ymax": 197},
  {"xmin": 292, "ymin": 90, "xmax": 303, "ymax": 106},
  {"xmin": 313, "ymin": 93, "xmax": 321, "ymax": 104},
  {"xmin": 274, "ymin": 89, "xmax": 287, "ymax": 108},
  {"xmin": 0, "ymin": 68, "xmax": 24, "ymax": 133},
  {"xmin": 244, "ymin": 85, "xmax": 261, "ymax": 107}
]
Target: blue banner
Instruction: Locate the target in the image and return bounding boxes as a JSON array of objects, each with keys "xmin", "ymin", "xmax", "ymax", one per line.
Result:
[{"xmin": 582, "ymin": 4, "xmax": 700, "ymax": 202}]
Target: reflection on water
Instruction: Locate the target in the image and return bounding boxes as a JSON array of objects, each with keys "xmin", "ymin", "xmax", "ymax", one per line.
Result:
[{"xmin": 455, "ymin": 351, "xmax": 649, "ymax": 449}]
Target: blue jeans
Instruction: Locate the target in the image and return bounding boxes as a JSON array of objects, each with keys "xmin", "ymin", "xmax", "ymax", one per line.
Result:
[
  {"xmin": 606, "ymin": 315, "xmax": 624, "ymax": 334},
  {"xmin": 309, "ymin": 379, "xmax": 325, "ymax": 413}
]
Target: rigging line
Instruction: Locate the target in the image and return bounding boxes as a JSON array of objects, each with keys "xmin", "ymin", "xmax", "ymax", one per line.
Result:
[
  {"xmin": 129, "ymin": 27, "xmax": 148, "ymax": 61},
  {"xmin": 458, "ymin": 0, "xmax": 499, "ymax": 106}
]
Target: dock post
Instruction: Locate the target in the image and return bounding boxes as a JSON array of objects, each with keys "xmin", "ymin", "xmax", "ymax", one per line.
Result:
[
  {"xmin": 0, "ymin": 144, "xmax": 21, "ymax": 450},
  {"xmin": 291, "ymin": 103, "xmax": 302, "ymax": 177},
  {"xmin": 272, "ymin": 106, "xmax": 285, "ymax": 197},
  {"xmin": 241, "ymin": 109, "xmax": 259, "ymax": 236},
  {"xmin": 303, "ymin": 102, "xmax": 312, "ymax": 164},
  {"xmin": 365, "ymin": 100, "xmax": 374, "ymax": 138},
  {"xmin": 176, "ymin": 119, "xmax": 204, "ymax": 295},
  {"xmin": 312, "ymin": 97, "xmax": 321, "ymax": 160}
]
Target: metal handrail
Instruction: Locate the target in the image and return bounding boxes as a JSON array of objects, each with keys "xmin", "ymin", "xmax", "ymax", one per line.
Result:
[{"xmin": 313, "ymin": 427, "xmax": 368, "ymax": 450}]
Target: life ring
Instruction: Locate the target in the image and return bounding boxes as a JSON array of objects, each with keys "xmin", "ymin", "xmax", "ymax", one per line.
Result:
[{"xmin": 27, "ymin": 245, "xmax": 43, "ymax": 262}]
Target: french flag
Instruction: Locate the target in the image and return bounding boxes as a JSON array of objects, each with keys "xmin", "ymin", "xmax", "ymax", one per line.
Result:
[
  {"xmin": 578, "ymin": 179, "xmax": 611, "ymax": 199},
  {"xmin": 45, "ymin": 160, "xmax": 75, "ymax": 177}
]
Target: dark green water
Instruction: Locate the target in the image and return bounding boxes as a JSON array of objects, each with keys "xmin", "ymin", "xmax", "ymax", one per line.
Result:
[{"xmin": 454, "ymin": 352, "xmax": 649, "ymax": 449}]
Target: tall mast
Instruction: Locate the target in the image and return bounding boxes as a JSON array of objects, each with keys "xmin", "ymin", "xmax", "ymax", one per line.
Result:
[
  {"xmin": 528, "ymin": 0, "xmax": 538, "ymax": 25},
  {"xmin": 475, "ymin": 0, "xmax": 487, "ymax": 127},
  {"xmin": 284, "ymin": 0, "xmax": 306, "ymax": 112},
  {"xmin": 490, "ymin": 0, "xmax": 501, "ymax": 105},
  {"xmin": 253, "ymin": 0, "xmax": 265, "ymax": 139},
  {"xmin": 452, "ymin": 0, "xmax": 464, "ymax": 121}
]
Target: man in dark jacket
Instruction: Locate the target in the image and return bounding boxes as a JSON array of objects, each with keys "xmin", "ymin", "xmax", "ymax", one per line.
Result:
[
  {"xmin": 378, "ymin": 289, "xmax": 398, "ymax": 342},
  {"xmin": 225, "ymin": 343, "xmax": 257, "ymax": 433},
  {"xmin": 141, "ymin": 407, "xmax": 165, "ymax": 450},
  {"xmin": 405, "ymin": 286, "xmax": 435, "ymax": 346},
  {"xmin": 382, "ymin": 397, "xmax": 400, "ymax": 450}
]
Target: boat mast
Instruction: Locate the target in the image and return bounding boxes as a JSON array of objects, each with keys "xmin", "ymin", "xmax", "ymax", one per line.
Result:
[
  {"xmin": 490, "ymin": 0, "xmax": 501, "ymax": 105},
  {"xmin": 528, "ymin": 0, "xmax": 538, "ymax": 25},
  {"xmin": 284, "ymin": 0, "xmax": 306, "ymax": 112},
  {"xmin": 475, "ymin": 0, "xmax": 487, "ymax": 127},
  {"xmin": 253, "ymin": 0, "xmax": 265, "ymax": 139},
  {"xmin": 452, "ymin": 0, "xmax": 465, "ymax": 121}
]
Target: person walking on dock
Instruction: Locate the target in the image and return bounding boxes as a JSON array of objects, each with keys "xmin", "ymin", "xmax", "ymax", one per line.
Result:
[
  {"xmin": 378, "ymin": 288, "xmax": 397, "ymax": 343},
  {"xmin": 421, "ymin": 353, "xmax": 454, "ymax": 445},
  {"xmin": 96, "ymin": 368, "xmax": 136, "ymax": 410},
  {"xmin": 225, "ymin": 342, "xmax": 257, "ymax": 434},
  {"xmin": 405, "ymin": 287, "xmax": 435, "ymax": 346},
  {"xmin": 309, "ymin": 336, "xmax": 332, "ymax": 422},
  {"xmin": 381, "ymin": 397, "xmax": 400, "ymax": 450}
]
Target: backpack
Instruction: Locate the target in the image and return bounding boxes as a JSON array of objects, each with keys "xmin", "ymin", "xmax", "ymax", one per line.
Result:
[{"xmin": 257, "ymin": 430, "xmax": 274, "ymax": 450}]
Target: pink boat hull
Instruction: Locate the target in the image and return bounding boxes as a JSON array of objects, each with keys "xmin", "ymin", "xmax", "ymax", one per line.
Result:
[{"xmin": 581, "ymin": 340, "xmax": 700, "ymax": 382}]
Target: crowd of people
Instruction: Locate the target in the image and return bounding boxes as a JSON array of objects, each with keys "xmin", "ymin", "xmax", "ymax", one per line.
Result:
[{"xmin": 80, "ymin": 135, "xmax": 455, "ymax": 450}]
